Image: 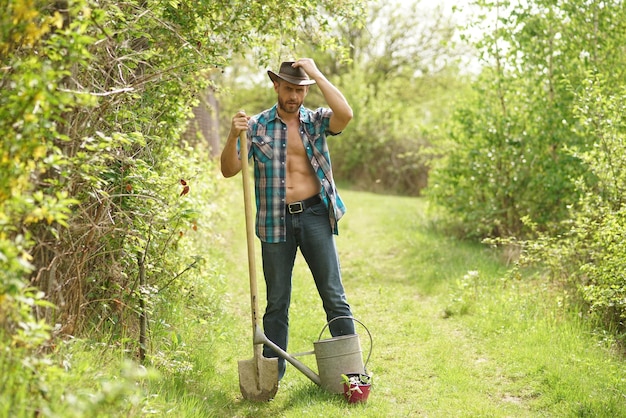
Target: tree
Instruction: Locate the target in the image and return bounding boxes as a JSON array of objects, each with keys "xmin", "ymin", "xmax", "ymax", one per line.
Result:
[
  {"xmin": 426, "ymin": 0, "xmax": 626, "ymax": 338},
  {"xmin": 427, "ymin": 0, "xmax": 626, "ymax": 239},
  {"xmin": 337, "ymin": 0, "xmax": 473, "ymax": 195}
]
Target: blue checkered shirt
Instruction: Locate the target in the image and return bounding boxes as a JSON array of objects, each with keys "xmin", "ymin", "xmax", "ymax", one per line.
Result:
[{"xmin": 242, "ymin": 104, "xmax": 346, "ymax": 243}]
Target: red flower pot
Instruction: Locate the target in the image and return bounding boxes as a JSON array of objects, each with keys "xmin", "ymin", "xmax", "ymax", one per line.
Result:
[{"xmin": 342, "ymin": 373, "xmax": 371, "ymax": 404}]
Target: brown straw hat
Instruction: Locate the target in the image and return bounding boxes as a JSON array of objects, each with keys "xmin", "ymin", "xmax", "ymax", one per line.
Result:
[{"xmin": 267, "ymin": 61, "xmax": 316, "ymax": 86}]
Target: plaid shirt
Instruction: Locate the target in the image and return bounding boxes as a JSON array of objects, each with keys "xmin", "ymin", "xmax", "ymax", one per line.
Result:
[{"xmin": 243, "ymin": 104, "xmax": 346, "ymax": 243}]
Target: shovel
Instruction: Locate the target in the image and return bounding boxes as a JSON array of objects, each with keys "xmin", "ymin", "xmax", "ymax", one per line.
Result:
[{"xmin": 237, "ymin": 131, "xmax": 279, "ymax": 401}]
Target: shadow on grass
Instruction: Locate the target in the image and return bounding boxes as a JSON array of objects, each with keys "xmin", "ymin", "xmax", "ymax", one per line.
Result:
[
  {"xmin": 276, "ymin": 383, "xmax": 352, "ymax": 413},
  {"xmin": 223, "ymin": 383, "xmax": 346, "ymax": 417}
]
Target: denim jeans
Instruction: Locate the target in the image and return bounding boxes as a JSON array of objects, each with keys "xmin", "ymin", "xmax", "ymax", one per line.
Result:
[{"xmin": 261, "ymin": 201, "xmax": 355, "ymax": 379}]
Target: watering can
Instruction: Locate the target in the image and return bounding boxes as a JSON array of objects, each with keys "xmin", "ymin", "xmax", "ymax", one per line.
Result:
[{"xmin": 254, "ymin": 316, "xmax": 372, "ymax": 393}]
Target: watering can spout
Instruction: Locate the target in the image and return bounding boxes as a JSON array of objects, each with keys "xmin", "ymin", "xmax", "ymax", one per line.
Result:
[
  {"xmin": 253, "ymin": 325, "xmax": 321, "ymax": 386},
  {"xmin": 252, "ymin": 325, "xmax": 268, "ymax": 345}
]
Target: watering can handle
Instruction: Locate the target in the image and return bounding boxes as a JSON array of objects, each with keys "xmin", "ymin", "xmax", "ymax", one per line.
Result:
[{"xmin": 317, "ymin": 316, "xmax": 373, "ymax": 372}]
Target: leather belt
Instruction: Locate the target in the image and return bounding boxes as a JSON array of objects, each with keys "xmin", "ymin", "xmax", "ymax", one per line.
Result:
[{"xmin": 286, "ymin": 195, "xmax": 322, "ymax": 214}]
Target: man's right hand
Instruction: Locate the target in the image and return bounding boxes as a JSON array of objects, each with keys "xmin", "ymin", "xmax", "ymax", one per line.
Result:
[{"xmin": 231, "ymin": 110, "xmax": 250, "ymax": 137}]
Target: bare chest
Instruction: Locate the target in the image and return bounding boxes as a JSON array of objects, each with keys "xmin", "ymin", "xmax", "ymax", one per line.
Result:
[
  {"xmin": 283, "ymin": 121, "xmax": 320, "ymax": 201},
  {"xmin": 285, "ymin": 123, "xmax": 306, "ymax": 157}
]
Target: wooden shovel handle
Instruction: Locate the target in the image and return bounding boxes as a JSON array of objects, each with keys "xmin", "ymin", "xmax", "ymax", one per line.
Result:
[{"xmin": 240, "ymin": 131, "xmax": 260, "ymax": 335}]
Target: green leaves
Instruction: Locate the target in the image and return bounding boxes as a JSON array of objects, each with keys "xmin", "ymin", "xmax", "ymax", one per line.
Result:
[
  {"xmin": 428, "ymin": 0, "xmax": 626, "ymax": 337},
  {"xmin": 1, "ymin": 0, "xmax": 366, "ymax": 412},
  {"xmin": 428, "ymin": 0, "xmax": 626, "ymax": 240}
]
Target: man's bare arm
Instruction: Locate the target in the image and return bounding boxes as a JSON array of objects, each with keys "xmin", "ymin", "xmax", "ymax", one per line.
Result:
[
  {"xmin": 293, "ymin": 58, "xmax": 353, "ymax": 133},
  {"xmin": 220, "ymin": 111, "xmax": 249, "ymax": 178}
]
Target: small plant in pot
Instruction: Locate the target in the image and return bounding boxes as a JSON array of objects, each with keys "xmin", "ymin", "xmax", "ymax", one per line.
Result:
[{"xmin": 341, "ymin": 372, "xmax": 372, "ymax": 404}]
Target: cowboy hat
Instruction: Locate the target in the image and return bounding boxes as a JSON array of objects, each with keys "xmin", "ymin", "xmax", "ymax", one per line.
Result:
[{"xmin": 267, "ymin": 61, "xmax": 316, "ymax": 86}]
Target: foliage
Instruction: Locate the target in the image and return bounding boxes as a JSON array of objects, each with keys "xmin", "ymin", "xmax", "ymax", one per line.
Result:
[
  {"xmin": 324, "ymin": 1, "xmax": 473, "ymax": 196},
  {"xmin": 1, "ymin": 0, "xmax": 364, "ymax": 414},
  {"xmin": 427, "ymin": 0, "xmax": 626, "ymax": 239},
  {"xmin": 2, "ymin": 338, "xmax": 159, "ymax": 418},
  {"xmin": 570, "ymin": 78, "xmax": 626, "ymax": 334},
  {"xmin": 509, "ymin": 77, "xmax": 626, "ymax": 338},
  {"xmin": 1, "ymin": 0, "xmax": 94, "ymax": 412}
]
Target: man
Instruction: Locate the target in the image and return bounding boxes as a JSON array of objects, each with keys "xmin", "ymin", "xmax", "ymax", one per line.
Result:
[{"xmin": 221, "ymin": 58, "xmax": 355, "ymax": 379}]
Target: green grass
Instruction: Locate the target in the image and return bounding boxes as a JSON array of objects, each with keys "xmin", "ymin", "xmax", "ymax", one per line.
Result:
[
  {"xmin": 165, "ymin": 186, "xmax": 625, "ymax": 417},
  {"xmin": 6, "ymin": 186, "xmax": 626, "ymax": 417}
]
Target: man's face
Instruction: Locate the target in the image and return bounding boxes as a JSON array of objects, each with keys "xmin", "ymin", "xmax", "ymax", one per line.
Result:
[{"xmin": 275, "ymin": 80, "xmax": 308, "ymax": 114}]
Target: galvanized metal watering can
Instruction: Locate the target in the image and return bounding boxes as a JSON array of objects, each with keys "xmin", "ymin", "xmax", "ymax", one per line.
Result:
[{"xmin": 253, "ymin": 316, "xmax": 372, "ymax": 393}]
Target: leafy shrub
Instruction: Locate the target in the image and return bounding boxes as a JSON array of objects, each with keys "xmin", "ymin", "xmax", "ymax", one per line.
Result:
[
  {"xmin": 329, "ymin": 68, "xmax": 434, "ymax": 195},
  {"xmin": 501, "ymin": 77, "xmax": 626, "ymax": 340},
  {"xmin": 427, "ymin": 0, "xmax": 626, "ymax": 240},
  {"xmin": 557, "ymin": 78, "xmax": 626, "ymax": 335},
  {"xmin": 2, "ymin": 0, "xmax": 366, "ymax": 413},
  {"xmin": 427, "ymin": 61, "xmax": 585, "ymax": 240}
]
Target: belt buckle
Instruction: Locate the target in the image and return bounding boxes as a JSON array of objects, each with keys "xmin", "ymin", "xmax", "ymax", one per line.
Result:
[{"xmin": 288, "ymin": 201, "xmax": 304, "ymax": 214}]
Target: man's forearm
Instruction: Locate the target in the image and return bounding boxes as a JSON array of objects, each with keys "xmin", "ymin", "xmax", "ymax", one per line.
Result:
[
  {"xmin": 314, "ymin": 73, "xmax": 353, "ymax": 129},
  {"xmin": 221, "ymin": 111, "xmax": 249, "ymax": 178},
  {"xmin": 220, "ymin": 132, "xmax": 242, "ymax": 178},
  {"xmin": 293, "ymin": 58, "xmax": 353, "ymax": 132}
]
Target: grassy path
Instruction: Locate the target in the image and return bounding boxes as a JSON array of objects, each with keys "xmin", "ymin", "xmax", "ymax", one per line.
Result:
[{"xmin": 204, "ymin": 188, "xmax": 626, "ymax": 417}]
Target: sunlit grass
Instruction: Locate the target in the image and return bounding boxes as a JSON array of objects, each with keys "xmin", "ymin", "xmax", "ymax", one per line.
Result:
[
  {"xmin": 9, "ymin": 186, "xmax": 626, "ymax": 417},
  {"xmin": 172, "ymin": 187, "xmax": 625, "ymax": 417}
]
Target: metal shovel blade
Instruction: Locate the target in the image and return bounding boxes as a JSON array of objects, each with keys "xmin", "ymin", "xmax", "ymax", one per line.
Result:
[{"xmin": 238, "ymin": 347, "xmax": 279, "ymax": 401}]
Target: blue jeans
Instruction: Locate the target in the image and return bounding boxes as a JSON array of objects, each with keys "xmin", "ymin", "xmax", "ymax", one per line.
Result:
[{"xmin": 261, "ymin": 201, "xmax": 355, "ymax": 379}]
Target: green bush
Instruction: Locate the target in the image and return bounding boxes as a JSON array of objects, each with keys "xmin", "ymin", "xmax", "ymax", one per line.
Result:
[
  {"xmin": 426, "ymin": 0, "xmax": 626, "ymax": 340},
  {"xmin": 1, "ymin": 0, "xmax": 365, "ymax": 413},
  {"xmin": 499, "ymin": 77, "xmax": 626, "ymax": 340},
  {"xmin": 427, "ymin": 0, "xmax": 626, "ymax": 239},
  {"xmin": 556, "ymin": 78, "xmax": 626, "ymax": 335}
]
